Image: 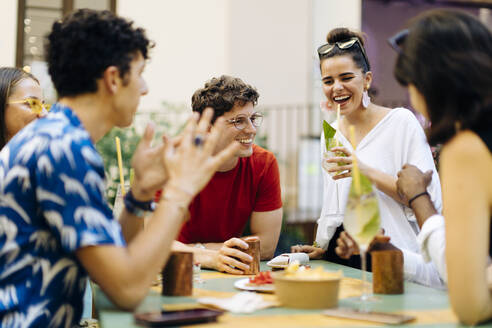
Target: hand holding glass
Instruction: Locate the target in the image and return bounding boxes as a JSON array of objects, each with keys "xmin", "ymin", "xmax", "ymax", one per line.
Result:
[{"xmin": 322, "ymin": 141, "xmax": 349, "ymax": 178}]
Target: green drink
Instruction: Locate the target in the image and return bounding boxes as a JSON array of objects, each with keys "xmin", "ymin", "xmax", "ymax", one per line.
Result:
[
  {"xmin": 343, "ymin": 168, "xmax": 381, "ymax": 306},
  {"xmin": 343, "ymin": 192, "xmax": 380, "ymax": 252}
]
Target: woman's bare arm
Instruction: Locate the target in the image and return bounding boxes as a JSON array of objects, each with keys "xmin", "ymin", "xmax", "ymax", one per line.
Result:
[{"xmin": 443, "ymin": 131, "xmax": 492, "ymax": 325}]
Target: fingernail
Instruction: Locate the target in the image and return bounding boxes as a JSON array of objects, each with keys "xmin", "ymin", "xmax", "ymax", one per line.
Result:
[{"xmin": 248, "ymin": 256, "xmax": 253, "ymax": 261}]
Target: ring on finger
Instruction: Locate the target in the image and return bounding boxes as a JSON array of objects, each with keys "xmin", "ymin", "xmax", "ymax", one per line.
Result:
[{"xmin": 193, "ymin": 134, "xmax": 205, "ymax": 147}]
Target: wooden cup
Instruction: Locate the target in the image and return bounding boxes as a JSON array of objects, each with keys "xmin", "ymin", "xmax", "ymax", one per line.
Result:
[
  {"xmin": 162, "ymin": 251, "xmax": 193, "ymax": 296},
  {"xmin": 242, "ymin": 237, "xmax": 260, "ymax": 275},
  {"xmin": 371, "ymin": 249, "xmax": 404, "ymax": 294}
]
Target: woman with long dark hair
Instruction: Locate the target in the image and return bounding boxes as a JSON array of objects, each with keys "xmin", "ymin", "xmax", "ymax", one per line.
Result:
[{"xmin": 392, "ymin": 9, "xmax": 492, "ymax": 325}]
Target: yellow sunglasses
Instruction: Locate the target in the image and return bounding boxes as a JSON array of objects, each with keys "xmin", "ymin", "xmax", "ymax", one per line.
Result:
[{"xmin": 8, "ymin": 98, "xmax": 51, "ymax": 115}]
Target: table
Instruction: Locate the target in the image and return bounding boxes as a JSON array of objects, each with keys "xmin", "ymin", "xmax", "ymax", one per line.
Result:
[{"xmin": 93, "ymin": 261, "xmax": 485, "ymax": 327}]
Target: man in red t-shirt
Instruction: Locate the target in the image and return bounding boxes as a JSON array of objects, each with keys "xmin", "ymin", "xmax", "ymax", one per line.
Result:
[{"xmin": 173, "ymin": 75, "xmax": 283, "ymax": 274}]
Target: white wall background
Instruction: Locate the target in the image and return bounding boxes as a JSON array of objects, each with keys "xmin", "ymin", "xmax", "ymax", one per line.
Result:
[
  {"xmin": 0, "ymin": 1, "xmax": 18, "ymax": 67},
  {"xmin": 118, "ymin": 0, "xmax": 316, "ymax": 110},
  {"xmin": 227, "ymin": 0, "xmax": 311, "ymax": 106},
  {"xmin": 118, "ymin": 0, "xmax": 229, "ymax": 110}
]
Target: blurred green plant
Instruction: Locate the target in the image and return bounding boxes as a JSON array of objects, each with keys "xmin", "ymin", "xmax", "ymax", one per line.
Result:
[{"xmin": 96, "ymin": 102, "xmax": 189, "ymax": 206}]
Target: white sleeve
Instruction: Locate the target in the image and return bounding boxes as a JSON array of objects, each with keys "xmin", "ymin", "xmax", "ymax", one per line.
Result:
[
  {"xmin": 416, "ymin": 214, "xmax": 447, "ymax": 282},
  {"xmin": 315, "ymin": 131, "xmax": 343, "ymax": 250},
  {"xmin": 401, "ymin": 244, "xmax": 446, "ymax": 289},
  {"xmin": 315, "ymin": 218, "xmax": 337, "ymax": 250}
]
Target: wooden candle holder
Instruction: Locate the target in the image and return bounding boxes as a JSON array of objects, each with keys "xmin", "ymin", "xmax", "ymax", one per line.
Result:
[
  {"xmin": 162, "ymin": 251, "xmax": 193, "ymax": 296},
  {"xmin": 371, "ymin": 249, "xmax": 404, "ymax": 294}
]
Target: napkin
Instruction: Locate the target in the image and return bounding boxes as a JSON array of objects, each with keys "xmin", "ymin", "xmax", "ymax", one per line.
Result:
[
  {"xmin": 268, "ymin": 253, "xmax": 309, "ymax": 266},
  {"xmin": 197, "ymin": 292, "xmax": 276, "ymax": 313}
]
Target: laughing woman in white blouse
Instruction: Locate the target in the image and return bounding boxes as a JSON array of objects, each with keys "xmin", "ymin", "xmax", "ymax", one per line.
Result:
[{"xmin": 292, "ymin": 27, "xmax": 444, "ymax": 288}]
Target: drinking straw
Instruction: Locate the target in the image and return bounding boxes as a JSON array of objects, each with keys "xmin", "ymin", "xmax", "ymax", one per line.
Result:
[
  {"xmin": 349, "ymin": 125, "xmax": 361, "ymax": 195},
  {"xmin": 115, "ymin": 137, "xmax": 126, "ymax": 196},
  {"xmin": 336, "ymin": 104, "xmax": 341, "ymax": 147},
  {"xmin": 337, "ymin": 103, "xmax": 341, "ymax": 127},
  {"xmin": 129, "ymin": 168, "xmax": 135, "ymax": 186}
]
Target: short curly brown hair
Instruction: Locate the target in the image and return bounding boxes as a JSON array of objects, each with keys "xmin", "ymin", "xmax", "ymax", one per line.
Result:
[{"xmin": 191, "ymin": 75, "xmax": 259, "ymax": 122}]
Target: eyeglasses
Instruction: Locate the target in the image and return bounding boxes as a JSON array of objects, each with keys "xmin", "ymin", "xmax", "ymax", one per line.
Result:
[
  {"xmin": 226, "ymin": 112, "xmax": 263, "ymax": 130},
  {"xmin": 317, "ymin": 37, "xmax": 370, "ymax": 71},
  {"xmin": 8, "ymin": 98, "xmax": 51, "ymax": 115},
  {"xmin": 388, "ymin": 29, "xmax": 409, "ymax": 54}
]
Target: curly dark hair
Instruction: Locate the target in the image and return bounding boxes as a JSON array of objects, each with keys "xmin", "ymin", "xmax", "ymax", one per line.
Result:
[
  {"xmin": 46, "ymin": 9, "xmax": 153, "ymax": 98},
  {"xmin": 394, "ymin": 9, "xmax": 492, "ymax": 145},
  {"xmin": 321, "ymin": 28, "xmax": 371, "ymax": 72},
  {"xmin": 191, "ymin": 75, "xmax": 259, "ymax": 122},
  {"xmin": 0, "ymin": 67, "xmax": 39, "ymax": 149}
]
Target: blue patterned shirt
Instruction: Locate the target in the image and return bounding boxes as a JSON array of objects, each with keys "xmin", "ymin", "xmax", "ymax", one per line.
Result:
[{"xmin": 0, "ymin": 104, "xmax": 125, "ymax": 327}]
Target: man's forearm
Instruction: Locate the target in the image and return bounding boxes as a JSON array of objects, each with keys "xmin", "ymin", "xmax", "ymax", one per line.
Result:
[
  {"xmin": 78, "ymin": 196, "xmax": 189, "ymax": 310},
  {"xmin": 410, "ymin": 195, "xmax": 438, "ymax": 228},
  {"xmin": 119, "ymin": 209, "xmax": 144, "ymax": 244},
  {"xmin": 172, "ymin": 240, "xmax": 218, "ymax": 269}
]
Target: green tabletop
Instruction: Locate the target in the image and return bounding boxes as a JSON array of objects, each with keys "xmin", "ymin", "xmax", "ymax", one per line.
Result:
[{"xmin": 93, "ymin": 261, "xmax": 488, "ymax": 327}]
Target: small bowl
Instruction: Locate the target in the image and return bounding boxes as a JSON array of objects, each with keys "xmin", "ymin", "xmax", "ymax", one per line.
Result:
[{"xmin": 272, "ymin": 271, "xmax": 341, "ymax": 309}]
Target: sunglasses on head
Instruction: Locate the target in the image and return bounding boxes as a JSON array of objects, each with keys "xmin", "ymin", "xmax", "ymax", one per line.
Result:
[
  {"xmin": 388, "ymin": 29, "xmax": 409, "ymax": 54},
  {"xmin": 317, "ymin": 37, "xmax": 370, "ymax": 70},
  {"xmin": 8, "ymin": 98, "xmax": 51, "ymax": 115}
]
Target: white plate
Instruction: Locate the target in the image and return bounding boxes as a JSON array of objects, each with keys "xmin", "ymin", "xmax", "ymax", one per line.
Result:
[{"xmin": 233, "ymin": 278, "xmax": 275, "ymax": 293}]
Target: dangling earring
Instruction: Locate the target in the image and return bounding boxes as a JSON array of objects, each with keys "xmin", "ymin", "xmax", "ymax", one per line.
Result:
[{"xmin": 362, "ymin": 90, "xmax": 371, "ymax": 108}]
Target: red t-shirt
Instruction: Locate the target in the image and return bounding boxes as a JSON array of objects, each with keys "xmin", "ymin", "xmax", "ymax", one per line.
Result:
[{"xmin": 177, "ymin": 145, "xmax": 282, "ymax": 244}]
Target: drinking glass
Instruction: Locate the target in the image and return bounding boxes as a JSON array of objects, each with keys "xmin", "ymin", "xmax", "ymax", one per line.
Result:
[
  {"xmin": 113, "ymin": 183, "xmax": 130, "ymax": 219},
  {"xmin": 321, "ymin": 140, "xmax": 348, "ymax": 178},
  {"xmin": 193, "ymin": 262, "xmax": 204, "ymax": 284},
  {"xmin": 343, "ymin": 191, "xmax": 381, "ymax": 307}
]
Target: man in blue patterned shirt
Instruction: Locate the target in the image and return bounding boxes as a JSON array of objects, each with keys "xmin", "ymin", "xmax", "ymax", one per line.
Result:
[{"xmin": 0, "ymin": 9, "xmax": 240, "ymax": 328}]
